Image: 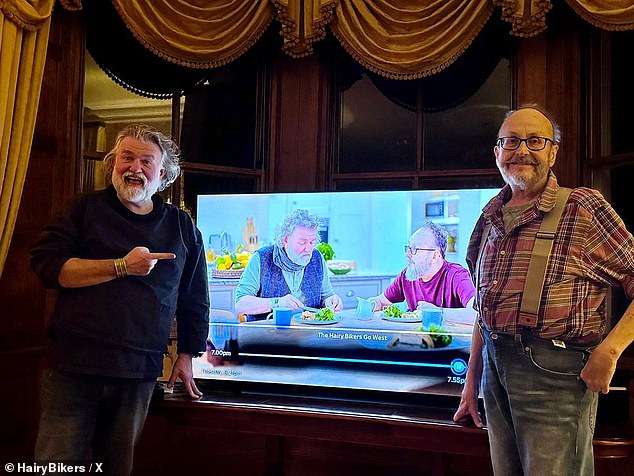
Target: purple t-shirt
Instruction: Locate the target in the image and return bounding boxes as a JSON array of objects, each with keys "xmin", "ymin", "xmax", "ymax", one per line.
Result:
[{"xmin": 384, "ymin": 261, "xmax": 475, "ymax": 311}]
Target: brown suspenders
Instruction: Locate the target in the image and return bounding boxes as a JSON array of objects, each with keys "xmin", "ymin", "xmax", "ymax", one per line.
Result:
[
  {"xmin": 476, "ymin": 187, "xmax": 572, "ymax": 329},
  {"xmin": 518, "ymin": 187, "xmax": 572, "ymax": 327}
]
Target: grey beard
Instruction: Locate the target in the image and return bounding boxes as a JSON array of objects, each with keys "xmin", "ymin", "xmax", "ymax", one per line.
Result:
[
  {"xmin": 113, "ymin": 174, "xmax": 154, "ymax": 204},
  {"xmin": 499, "ymin": 163, "xmax": 548, "ymax": 191},
  {"xmin": 405, "ymin": 262, "xmax": 426, "ymax": 281},
  {"xmin": 286, "ymin": 248, "xmax": 311, "ymax": 266}
]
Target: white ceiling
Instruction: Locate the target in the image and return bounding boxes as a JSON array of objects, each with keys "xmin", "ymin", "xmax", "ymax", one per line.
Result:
[{"xmin": 83, "ymin": 53, "xmax": 178, "ymax": 123}]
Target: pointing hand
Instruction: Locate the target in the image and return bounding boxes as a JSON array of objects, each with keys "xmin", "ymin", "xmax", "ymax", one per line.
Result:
[{"xmin": 124, "ymin": 246, "xmax": 175, "ymax": 276}]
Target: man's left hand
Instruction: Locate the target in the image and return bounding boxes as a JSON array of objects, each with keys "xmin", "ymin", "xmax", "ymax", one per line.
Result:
[
  {"xmin": 580, "ymin": 347, "xmax": 617, "ymax": 394},
  {"xmin": 168, "ymin": 353, "xmax": 203, "ymax": 399},
  {"xmin": 324, "ymin": 295, "xmax": 343, "ymax": 311}
]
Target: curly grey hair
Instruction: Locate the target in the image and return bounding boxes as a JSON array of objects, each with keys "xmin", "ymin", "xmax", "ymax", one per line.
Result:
[
  {"xmin": 412, "ymin": 221, "xmax": 448, "ymax": 257},
  {"xmin": 275, "ymin": 209, "xmax": 322, "ymax": 247},
  {"xmin": 502, "ymin": 104, "xmax": 562, "ymax": 145},
  {"xmin": 102, "ymin": 124, "xmax": 181, "ymax": 191}
]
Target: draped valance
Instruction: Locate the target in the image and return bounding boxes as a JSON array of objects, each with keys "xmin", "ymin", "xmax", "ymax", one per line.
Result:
[
  {"xmin": 80, "ymin": 0, "xmax": 634, "ymax": 81},
  {"xmin": 496, "ymin": 0, "xmax": 634, "ymax": 37},
  {"xmin": 563, "ymin": 0, "xmax": 634, "ymax": 30},
  {"xmin": 0, "ymin": 0, "xmax": 54, "ymax": 30},
  {"xmin": 329, "ymin": 1, "xmax": 494, "ymax": 79},
  {"xmin": 110, "ymin": 0, "xmax": 275, "ymax": 69}
]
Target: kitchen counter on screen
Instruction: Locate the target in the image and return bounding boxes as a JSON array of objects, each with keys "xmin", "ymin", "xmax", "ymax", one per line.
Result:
[
  {"xmin": 208, "ymin": 268, "xmax": 399, "ymax": 312},
  {"xmin": 208, "ymin": 267, "xmax": 398, "ymax": 286}
]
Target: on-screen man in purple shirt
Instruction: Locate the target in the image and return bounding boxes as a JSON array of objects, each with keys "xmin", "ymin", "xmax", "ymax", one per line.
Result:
[{"xmin": 368, "ymin": 221, "xmax": 476, "ymax": 318}]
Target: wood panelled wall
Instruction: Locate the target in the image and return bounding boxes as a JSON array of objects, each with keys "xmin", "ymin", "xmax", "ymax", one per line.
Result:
[
  {"xmin": 0, "ymin": 4, "xmax": 624, "ymax": 474},
  {"xmin": 514, "ymin": 9, "xmax": 585, "ymax": 189},
  {"xmin": 0, "ymin": 8, "xmax": 84, "ymax": 464},
  {"xmin": 268, "ymin": 53, "xmax": 332, "ymax": 192}
]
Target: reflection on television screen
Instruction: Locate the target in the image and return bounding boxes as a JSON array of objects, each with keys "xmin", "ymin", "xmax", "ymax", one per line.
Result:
[{"xmin": 193, "ymin": 188, "xmax": 499, "ymax": 403}]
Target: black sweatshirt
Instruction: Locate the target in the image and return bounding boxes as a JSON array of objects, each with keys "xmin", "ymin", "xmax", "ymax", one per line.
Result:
[{"xmin": 31, "ymin": 186, "xmax": 209, "ymax": 379}]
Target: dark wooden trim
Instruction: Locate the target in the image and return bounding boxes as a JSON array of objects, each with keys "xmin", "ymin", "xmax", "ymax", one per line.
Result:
[
  {"xmin": 0, "ymin": 346, "xmax": 48, "ymax": 359},
  {"xmin": 333, "ymin": 169, "xmax": 500, "ymax": 180},
  {"xmin": 255, "ymin": 53, "xmax": 271, "ymax": 192},
  {"xmin": 181, "ymin": 162, "xmax": 264, "ymax": 177},
  {"xmin": 585, "ymin": 28, "xmax": 605, "ymax": 168},
  {"xmin": 83, "ymin": 151, "xmax": 103, "ymax": 161},
  {"xmin": 153, "ymin": 393, "xmax": 491, "ymax": 457},
  {"xmin": 171, "ymin": 94, "xmax": 182, "ymax": 144},
  {"xmin": 315, "ymin": 45, "xmax": 333, "ymax": 191},
  {"xmin": 587, "ymin": 152, "xmax": 634, "ymax": 168}
]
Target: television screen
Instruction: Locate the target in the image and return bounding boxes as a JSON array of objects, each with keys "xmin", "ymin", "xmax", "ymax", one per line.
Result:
[{"xmin": 192, "ymin": 188, "xmax": 499, "ymax": 403}]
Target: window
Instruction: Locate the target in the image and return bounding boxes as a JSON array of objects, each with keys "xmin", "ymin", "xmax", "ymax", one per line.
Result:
[
  {"xmin": 333, "ymin": 17, "xmax": 512, "ymax": 191},
  {"xmin": 588, "ymin": 29, "xmax": 634, "ymax": 320},
  {"xmin": 177, "ymin": 31, "xmax": 276, "ymax": 216},
  {"xmin": 608, "ymin": 31, "xmax": 634, "ymax": 156}
]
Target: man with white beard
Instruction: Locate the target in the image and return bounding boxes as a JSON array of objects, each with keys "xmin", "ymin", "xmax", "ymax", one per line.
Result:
[
  {"xmin": 235, "ymin": 209, "xmax": 343, "ymax": 320},
  {"xmin": 31, "ymin": 124, "xmax": 209, "ymax": 475},
  {"xmin": 368, "ymin": 221, "xmax": 475, "ymax": 313}
]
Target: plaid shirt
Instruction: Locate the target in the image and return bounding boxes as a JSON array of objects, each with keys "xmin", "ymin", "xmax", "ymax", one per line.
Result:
[{"xmin": 468, "ymin": 172, "xmax": 634, "ymax": 345}]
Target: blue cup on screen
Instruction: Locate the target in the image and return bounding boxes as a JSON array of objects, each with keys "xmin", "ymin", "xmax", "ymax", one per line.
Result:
[
  {"xmin": 356, "ymin": 297, "xmax": 373, "ymax": 321},
  {"xmin": 422, "ymin": 308, "xmax": 443, "ymax": 329},
  {"xmin": 266, "ymin": 307, "xmax": 292, "ymax": 329}
]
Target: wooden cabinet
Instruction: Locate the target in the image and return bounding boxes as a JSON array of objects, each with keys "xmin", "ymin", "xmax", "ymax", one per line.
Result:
[
  {"xmin": 134, "ymin": 391, "xmax": 634, "ymax": 476},
  {"xmin": 209, "ymin": 280, "xmax": 237, "ymax": 312},
  {"xmin": 330, "ymin": 275, "xmax": 394, "ymax": 309},
  {"xmin": 134, "ymin": 392, "xmax": 494, "ymax": 476}
]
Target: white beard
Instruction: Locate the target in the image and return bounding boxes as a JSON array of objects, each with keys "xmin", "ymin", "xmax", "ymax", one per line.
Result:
[
  {"xmin": 498, "ymin": 161, "xmax": 549, "ymax": 191},
  {"xmin": 112, "ymin": 172, "xmax": 156, "ymax": 204},
  {"xmin": 405, "ymin": 260, "xmax": 429, "ymax": 281},
  {"xmin": 286, "ymin": 246, "xmax": 311, "ymax": 266}
]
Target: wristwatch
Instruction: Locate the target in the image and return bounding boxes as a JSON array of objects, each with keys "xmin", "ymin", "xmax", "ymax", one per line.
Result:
[{"xmin": 270, "ymin": 297, "xmax": 279, "ymax": 309}]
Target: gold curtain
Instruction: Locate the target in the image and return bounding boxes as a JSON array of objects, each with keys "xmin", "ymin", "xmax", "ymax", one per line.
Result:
[
  {"xmin": 329, "ymin": 0, "xmax": 495, "ymax": 79},
  {"xmin": 102, "ymin": 1, "xmax": 634, "ymax": 75},
  {"xmin": 272, "ymin": 0, "xmax": 338, "ymax": 57},
  {"xmin": 0, "ymin": 0, "xmax": 54, "ymax": 278},
  {"xmin": 497, "ymin": 0, "xmax": 634, "ymax": 37},
  {"xmin": 564, "ymin": 0, "xmax": 634, "ymax": 30},
  {"xmin": 110, "ymin": 0, "xmax": 276, "ymax": 68},
  {"xmin": 494, "ymin": 0, "xmax": 553, "ymax": 37}
]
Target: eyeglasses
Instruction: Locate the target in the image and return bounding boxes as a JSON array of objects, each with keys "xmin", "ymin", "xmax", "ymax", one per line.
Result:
[
  {"xmin": 497, "ymin": 136, "xmax": 555, "ymax": 151},
  {"xmin": 404, "ymin": 245, "xmax": 436, "ymax": 255}
]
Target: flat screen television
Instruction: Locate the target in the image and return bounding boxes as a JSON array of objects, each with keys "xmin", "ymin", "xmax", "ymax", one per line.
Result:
[{"xmin": 192, "ymin": 188, "xmax": 499, "ymax": 405}]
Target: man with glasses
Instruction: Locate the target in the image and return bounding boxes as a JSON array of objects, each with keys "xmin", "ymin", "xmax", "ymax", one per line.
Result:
[
  {"xmin": 368, "ymin": 221, "xmax": 475, "ymax": 314},
  {"xmin": 454, "ymin": 105, "xmax": 634, "ymax": 475}
]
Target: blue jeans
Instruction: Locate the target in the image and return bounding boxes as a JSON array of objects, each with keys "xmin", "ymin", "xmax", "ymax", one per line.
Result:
[
  {"xmin": 480, "ymin": 327, "xmax": 598, "ymax": 476},
  {"xmin": 35, "ymin": 369, "xmax": 156, "ymax": 476}
]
